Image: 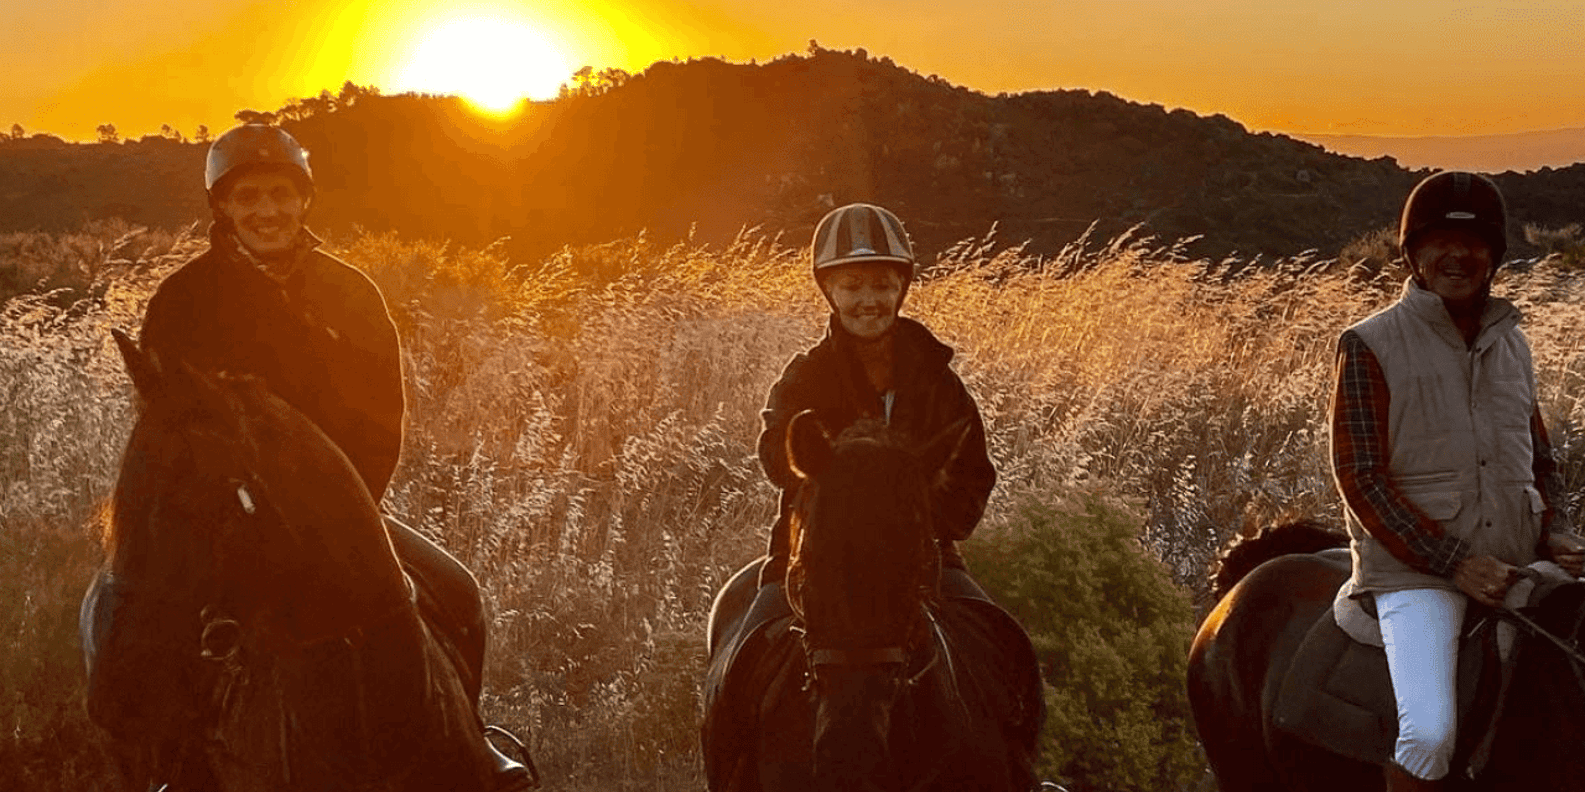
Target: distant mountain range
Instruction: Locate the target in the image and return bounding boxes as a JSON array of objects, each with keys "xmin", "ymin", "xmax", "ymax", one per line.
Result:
[
  {"xmin": 1296, "ymin": 128, "xmax": 1585, "ymax": 174},
  {"xmin": 3, "ymin": 48, "xmax": 1585, "ymax": 266}
]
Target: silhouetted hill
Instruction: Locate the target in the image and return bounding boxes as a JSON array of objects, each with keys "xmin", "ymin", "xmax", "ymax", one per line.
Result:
[{"xmin": 5, "ymin": 49, "xmax": 1585, "ymax": 265}]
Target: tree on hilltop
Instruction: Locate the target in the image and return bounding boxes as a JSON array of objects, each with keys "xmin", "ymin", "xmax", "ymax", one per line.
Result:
[
  {"xmin": 337, "ymin": 81, "xmax": 379, "ymax": 108},
  {"xmin": 6, "ymin": 123, "xmax": 21, "ymax": 141},
  {"xmin": 563, "ymin": 66, "xmax": 630, "ymax": 98},
  {"xmin": 96, "ymin": 123, "xmax": 119, "ymax": 144},
  {"xmin": 300, "ymin": 90, "xmax": 337, "ymax": 119},
  {"xmin": 194, "ymin": 124, "xmax": 211, "ymax": 144},
  {"xmin": 234, "ymin": 109, "xmax": 277, "ymax": 125}
]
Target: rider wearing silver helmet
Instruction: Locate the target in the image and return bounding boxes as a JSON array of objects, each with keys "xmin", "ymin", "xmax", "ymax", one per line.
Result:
[
  {"xmin": 134, "ymin": 123, "xmax": 533, "ymax": 791},
  {"xmin": 758, "ymin": 202, "xmax": 996, "ymax": 594},
  {"xmin": 704, "ymin": 205, "xmax": 1045, "ymax": 791},
  {"xmin": 1331, "ymin": 171, "xmax": 1585, "ymax": 790}
]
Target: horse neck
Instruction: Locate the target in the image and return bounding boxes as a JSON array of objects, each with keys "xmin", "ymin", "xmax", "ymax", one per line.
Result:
[
  {"xmin": 248, "ymin": 441, "xmax": 411, "ymax": 638},
  {"xmin": 129, "ymin": 388, "xmax": 411, "ymax": 639}
]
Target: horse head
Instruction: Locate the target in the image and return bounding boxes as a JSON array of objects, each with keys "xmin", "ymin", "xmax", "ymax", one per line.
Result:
[
  {"xmin": 108, "ymin": 328, "xmax": 408, "ymax": 645},
  {"xmin": 782, "ymin": 410, "xmax": 970, "ymax": 790}
]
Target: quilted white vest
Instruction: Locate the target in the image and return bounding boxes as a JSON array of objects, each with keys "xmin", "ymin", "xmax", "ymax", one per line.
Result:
[{"xmin": 1346, "ymin": 279, "xmax": 1545, "ymax": 592}]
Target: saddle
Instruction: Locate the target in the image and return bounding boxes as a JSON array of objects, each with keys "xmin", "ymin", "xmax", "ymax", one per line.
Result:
[{"xmin": 1271, "ymin": 559, "xmax": 1573, "ymax": 773}]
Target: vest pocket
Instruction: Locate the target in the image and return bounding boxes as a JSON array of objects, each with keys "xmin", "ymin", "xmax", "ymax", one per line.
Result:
[
  {"xmin": 1397, "ymin": 471, "xmax": 1459, "ymax": 490},
  {"xmin": 1405, "ymin": 489, "xmax": 1463, "ymax": 522}
]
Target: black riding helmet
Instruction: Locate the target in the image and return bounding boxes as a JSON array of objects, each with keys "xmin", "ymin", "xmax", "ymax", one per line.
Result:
[
  {"xmin": 1399, "ymin": 171, "xmax": 1507, "ymax": 268},
  {"xmin": 204, "ymin": 124, "xmax": 314, "ymax": 209}
]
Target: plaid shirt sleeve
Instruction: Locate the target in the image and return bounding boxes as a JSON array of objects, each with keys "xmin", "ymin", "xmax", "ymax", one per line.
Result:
[
  {"xmin": 1532, "ymin": 406, "xmax": 1575, "ymax": 537},
  {"xmin": 1330, "ymin": 330, "xmax": 1471, "ymax": 577}
]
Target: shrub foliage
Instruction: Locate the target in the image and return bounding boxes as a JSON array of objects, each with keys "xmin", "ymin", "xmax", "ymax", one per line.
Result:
[{"xmin": 967, "ymin": 494, "xmax": 1200, "ymax": 792}]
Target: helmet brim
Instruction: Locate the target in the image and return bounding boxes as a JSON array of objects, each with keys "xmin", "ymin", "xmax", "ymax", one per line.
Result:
[{"xmin": 812, "ymin": 254, "xmax": 915, "ymax": 272}]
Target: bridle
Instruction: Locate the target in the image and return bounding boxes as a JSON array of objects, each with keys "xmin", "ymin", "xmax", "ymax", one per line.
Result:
[
  {"xmin": 181, "ymin": 472, "xmax": 418, "ymax": 787},
  {"xmin": 798, "ymin": 603, "xmax": 943, "ymax": 694}
]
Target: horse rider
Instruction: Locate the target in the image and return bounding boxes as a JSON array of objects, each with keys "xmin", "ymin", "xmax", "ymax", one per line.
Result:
[
  {"xmin": 1329, "ymin": 170, "xmax": 1585, "ymax": 790},
  {"xmin": 756, "ymin": 202, "xmax": 999, "ymax": 607},
  {"xmin": 135, "ymin": 123, "xmax": 532, "ymax": 790}
]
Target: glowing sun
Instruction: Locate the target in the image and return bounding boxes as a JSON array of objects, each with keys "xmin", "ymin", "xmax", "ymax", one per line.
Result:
[{"xmin": 394, "ymin": 16, "xmax": 571, "ymax": 112}]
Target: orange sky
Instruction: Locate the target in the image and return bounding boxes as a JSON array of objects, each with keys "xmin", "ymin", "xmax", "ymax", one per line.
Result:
[{"xmin": 4, "ymin": 0, "xmax": 1583, "ymax": 142}]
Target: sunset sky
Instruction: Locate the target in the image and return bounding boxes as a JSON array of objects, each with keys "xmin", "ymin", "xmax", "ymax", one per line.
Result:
[{"xmin": 3, "ymin": 0, "xmax": 1582, "ymax": 143}]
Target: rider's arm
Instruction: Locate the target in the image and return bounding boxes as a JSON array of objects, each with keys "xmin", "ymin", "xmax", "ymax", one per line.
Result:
[
  {"xmin": 318, "ymin": 262, "xmax": 405, "ymax": 499},
  {"xmin": 758, "ymin": 353, "xmax": 813, "ymax": 492},
  {"xmin": 1532, "ymin": 405, "xmax": 1577, "ymax": 544},
  {"xmin": 930, "ymin": 373, "xmax": 995, "ymax": 542},
  {"xmin": 1533, "ymin": 404, "xmax": 1571, "ymax": 534},
  {"xmin": 1330, "ymin": 330, "xmax": 1470, "ymax": 577},
  {"xmin": 138, "ymin": 263, "xmax": 202, "ymax": 373}
]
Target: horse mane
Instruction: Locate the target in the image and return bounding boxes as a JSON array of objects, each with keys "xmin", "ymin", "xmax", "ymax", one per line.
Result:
[{"xmin": 1208, "ymin": 518, "xmax": 1348, "ymax": 603}]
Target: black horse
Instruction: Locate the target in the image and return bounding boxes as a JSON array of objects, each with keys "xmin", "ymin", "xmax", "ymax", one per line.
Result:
[
  {"xmin": 80, "ymin": 330, "xmax": 511, "ymax": 790},
  {"xmin": 703, "ymin": 412, "xmax": 1044, "ymax": 791},
  {"xmin": 1188, "ymin": 520, "xmax": 1585, "ymax": 791}
]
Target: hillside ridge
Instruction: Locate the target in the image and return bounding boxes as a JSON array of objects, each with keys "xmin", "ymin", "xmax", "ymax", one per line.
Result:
[{"xmin": 4, "ymin": 48, "xmax": 1585, "ymax": 264}]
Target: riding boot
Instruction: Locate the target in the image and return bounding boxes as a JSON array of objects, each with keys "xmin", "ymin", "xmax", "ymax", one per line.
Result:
[
  {"xmin": 484, "ymin": 725, "xmax": 537, "ymax": 792},
  {"xmin": 486, "ymin": 742, "xmax": 534, "ymax": 791},
  {"xmin": 1384, "ymin": 762, "xmax": 1443, "ymax": 791}
]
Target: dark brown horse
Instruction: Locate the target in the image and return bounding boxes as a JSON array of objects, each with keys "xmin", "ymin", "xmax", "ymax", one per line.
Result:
[
  {"xmin": 703, "ymin": 412, "xmax": 1044, "ymax": 792},
  {"xmin": 80, "ymin": 330, "xmax": 508, "ymax": 791},
  {"xmin": 1188, "ymin": 520, "xmax": 1585, "ymax": 791}
]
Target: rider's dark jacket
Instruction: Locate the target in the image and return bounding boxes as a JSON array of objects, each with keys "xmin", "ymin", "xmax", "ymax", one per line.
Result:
[
  {"xmin": 757, "ymin": 315, "xmax": 996, "ymax": 585},
  {"xmin": 140, "ymin": 224, "xmax": 404, "ymax": 498}
]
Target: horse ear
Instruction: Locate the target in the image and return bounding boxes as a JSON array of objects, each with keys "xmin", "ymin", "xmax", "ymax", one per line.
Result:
[
  {"xmin": 919, "ymin": 417, "xmax": 972, "ymax": 483},
  {"xmin": 786, "ymin": 410, "xmax": 834, "ymax": 482},
  {"xmin": 112, "ymin": 328, "xmax": 162, "ymax": 400}
]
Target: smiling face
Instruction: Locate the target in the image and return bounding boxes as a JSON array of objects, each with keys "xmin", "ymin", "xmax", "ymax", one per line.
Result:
[
  {"xmin": 217, "ymin": 169, "xmax": 308, "ymax": 258},
  {"xmin": 1409, "ymin": 226, "xmax": 1494, "ymax": 305},
  {"xmin": 820, "ymin": 262, "xmax": 905, "ymax": 340}
]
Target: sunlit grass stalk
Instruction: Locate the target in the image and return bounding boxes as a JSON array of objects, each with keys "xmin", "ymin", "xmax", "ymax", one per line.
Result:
[{"xmin": 6, "ymin": 222, "xmax": 1585, "ymax": 789}]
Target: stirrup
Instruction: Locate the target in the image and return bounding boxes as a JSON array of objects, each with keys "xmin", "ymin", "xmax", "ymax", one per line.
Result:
[{"xmin": 484, "ymin": 724, "xmax": 542, "ymax": 790}]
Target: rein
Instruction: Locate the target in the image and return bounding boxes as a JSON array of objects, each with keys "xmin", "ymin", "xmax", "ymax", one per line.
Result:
[{"xmin": 1496, "ymin": 604, "xmax": 1585, "ymax": 670}]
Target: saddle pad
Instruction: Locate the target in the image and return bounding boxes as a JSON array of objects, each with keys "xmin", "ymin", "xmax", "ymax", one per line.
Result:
[{"xmin": 1272, "ymin": 611, "xmax": 1397, "ymax": 764}]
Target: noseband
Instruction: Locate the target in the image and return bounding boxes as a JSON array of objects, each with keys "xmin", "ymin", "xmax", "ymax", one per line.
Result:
[{"xmin": 799, "ymin": 606, "xmax": 943, "ymax": 693}]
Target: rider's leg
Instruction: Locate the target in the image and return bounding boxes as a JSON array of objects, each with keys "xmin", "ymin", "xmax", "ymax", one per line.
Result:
[
  {"xmin": 1377, "ymin": 587, "xmax": 1464, "ymax": 784},
  {"xmin": 939, "ymin": 565, "xmax": 990, "ymax": 601},
  {"xmin": 383, "ymin": 518, "xmax": 534, "ymax": 791},
  {"xmin": 384, "ymin": 517, "xmax": 486, "ymax": 702}
]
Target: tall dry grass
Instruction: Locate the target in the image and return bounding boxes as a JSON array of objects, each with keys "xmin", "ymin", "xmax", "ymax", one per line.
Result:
[{"xmin": 5, "ymin": 221, "xmax": 1585, "ymax": 790}]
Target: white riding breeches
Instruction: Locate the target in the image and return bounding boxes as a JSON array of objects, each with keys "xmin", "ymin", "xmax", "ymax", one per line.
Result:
[{"xmin": 1376, "ymin": 587, "xmax": 1467, "ymax": 780}]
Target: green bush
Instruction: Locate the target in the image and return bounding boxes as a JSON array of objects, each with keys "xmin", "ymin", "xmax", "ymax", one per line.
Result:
[{"xmin": 966, "ymin": 492, "xmax": 1201, "ymax": 792}]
